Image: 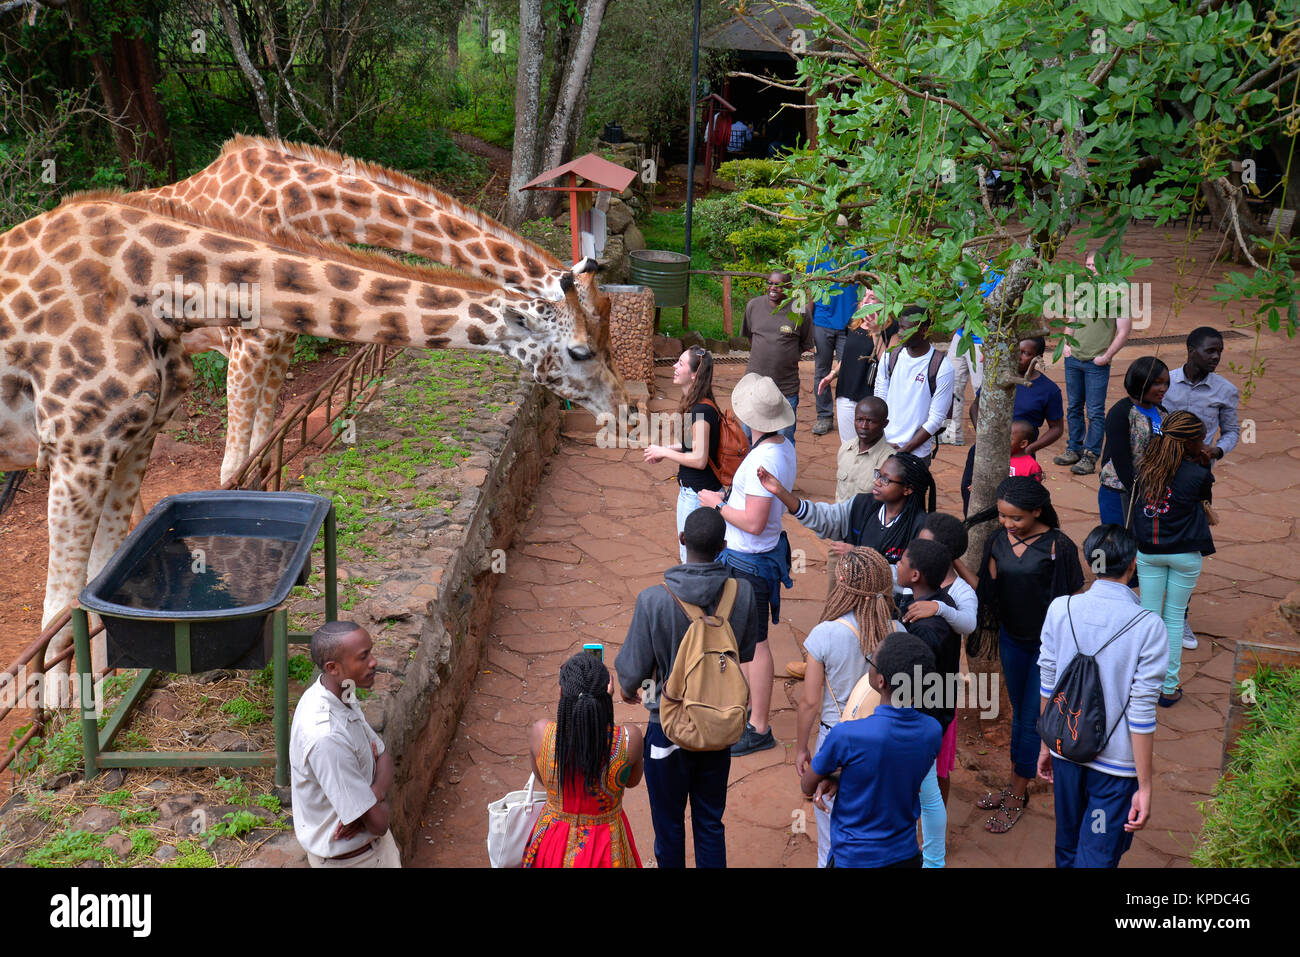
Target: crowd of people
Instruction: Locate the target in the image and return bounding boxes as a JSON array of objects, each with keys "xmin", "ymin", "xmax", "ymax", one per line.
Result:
[{"xmin": 285, "ymin": 261, "xmax": 1240, "ymax": 869}]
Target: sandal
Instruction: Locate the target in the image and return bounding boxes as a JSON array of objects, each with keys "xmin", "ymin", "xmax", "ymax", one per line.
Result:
[
  {"xmin": 985, "ymin": 792, "xmax": 1029, "ymax": 834},
  {"xmin": 975, "ymin": 788, "xmax": 1011, "ymax": 811},
  {"xmin": 1159, "ymin": 688, "xmax": 1184, "ymax": 708}
]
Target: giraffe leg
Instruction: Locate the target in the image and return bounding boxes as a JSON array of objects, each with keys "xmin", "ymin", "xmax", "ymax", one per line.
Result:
[
  {"xmin": 85, "ymin": 440, "xmax": 159, "ymax": 675},
  {"xmin": 247, "ymin": 335, "xmax": 296, "ymax": 465},
  {"xmin": 219, "ymin": 331, "xmax": 258, "ymax": 486},
  {"xmin": 42, "ymin": 454, "xmax": 116, "ymax": 683}
]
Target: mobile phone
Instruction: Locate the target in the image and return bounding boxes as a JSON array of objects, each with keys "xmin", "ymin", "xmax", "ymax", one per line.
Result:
[{"xmin": 583, "ymin": 643, "xmax": 603, "ymax": 662}]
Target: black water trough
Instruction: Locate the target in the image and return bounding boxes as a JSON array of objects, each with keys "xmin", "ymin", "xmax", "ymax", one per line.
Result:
[{"xmin": 79, "ymin": 491, "xmax": 331, "ymax": 673}]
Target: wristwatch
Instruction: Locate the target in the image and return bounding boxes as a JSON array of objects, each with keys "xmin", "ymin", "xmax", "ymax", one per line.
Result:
[{"xmin": 715, "ymin": 501, "xmax": 724, "ymax": 511}]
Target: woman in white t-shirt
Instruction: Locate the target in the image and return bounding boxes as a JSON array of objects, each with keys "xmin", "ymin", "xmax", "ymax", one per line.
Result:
[
  {"xmin": 698, "ymin": 373, "xmax": 797, "ymax": 757},
  {"xmin": 794, "ymin": 547, "xmax": 902, "ymax": 867}
]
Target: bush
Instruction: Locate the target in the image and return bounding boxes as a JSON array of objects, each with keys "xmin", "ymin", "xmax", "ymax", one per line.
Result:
[
  {"xmin": 1193, "ymin": 665, "xmax": 1300, "ymax": 867},
  {"xmin": 716, "ymin": 158, "xmax": 787, "ymax": 189}
]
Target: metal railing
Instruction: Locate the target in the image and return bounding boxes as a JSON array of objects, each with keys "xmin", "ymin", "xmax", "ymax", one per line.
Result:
[{"xmin": 0, "ymin": 343, "xmax": 398, "ymax": 778}]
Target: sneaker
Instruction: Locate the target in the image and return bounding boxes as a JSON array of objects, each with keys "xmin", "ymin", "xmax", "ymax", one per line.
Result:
[
  {"xmin": 1070, "ymin": 452, "xmax": 1098, "ymax": 475},
  {"xmin": 1053, "ymin": 449, "xmax": 1082, "ymax": 466},
  {"xmin": 1182, "ymin": 619, "xmax": 1199, "ymax": 650},
  {"xmin": 730, "ymin": 722, "xmax": 776, "ymax": 756},
  {"xmin": 812, "ymin": 416, "xmax": 834, "ymax": 436}
]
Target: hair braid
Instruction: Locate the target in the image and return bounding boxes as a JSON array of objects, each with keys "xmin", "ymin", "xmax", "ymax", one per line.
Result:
[
  {"xmin": 821, "ymin": 547, "xmax": 897, "ymax": 659},
  {"xmin": 554, "ymin": 653, "xmax": 614, "ymax": 797},
  {"xmin": 1136, "ymin": 410, "xmax": 1205, "ymax": 506}
]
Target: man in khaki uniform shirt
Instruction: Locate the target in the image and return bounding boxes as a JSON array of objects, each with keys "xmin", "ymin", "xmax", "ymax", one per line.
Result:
[
  {"xmin": 835, "ymin": 397, "xmax": 892, "ymax": 502},
  {"xmin": 290, "ymin": 620, "xmax": 401, "ymax": 868}
]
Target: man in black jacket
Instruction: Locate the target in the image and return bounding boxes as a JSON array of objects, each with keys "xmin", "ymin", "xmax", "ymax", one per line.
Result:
[{"xmin": 615, "ymin": 507, "xmax": 759, "ymax": 868}]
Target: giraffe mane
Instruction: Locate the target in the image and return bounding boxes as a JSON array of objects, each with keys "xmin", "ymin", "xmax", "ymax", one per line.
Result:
[
  {"xmin": 219, "ymin": 134, "xmax": 569, "ymax": 271},
  {"xmin": 58, "ymin": 189, "xmax": 513, "ymax": 296}
]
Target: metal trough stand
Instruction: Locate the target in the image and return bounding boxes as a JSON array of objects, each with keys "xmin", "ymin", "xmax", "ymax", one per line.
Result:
[{"xmin": 73, "ymin": 493, "xmax": 340, "ymax": 788}]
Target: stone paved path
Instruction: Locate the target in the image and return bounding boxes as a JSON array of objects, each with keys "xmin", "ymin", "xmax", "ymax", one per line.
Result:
[{"xmin": 412, "ymin": 236, "xmax": 1298, "ymax": 867}]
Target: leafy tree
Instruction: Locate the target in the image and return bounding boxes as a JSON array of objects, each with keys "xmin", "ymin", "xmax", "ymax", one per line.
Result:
[{"xmin": 745, "ymin": 0, "xmax": 1297, "ymax": 587}]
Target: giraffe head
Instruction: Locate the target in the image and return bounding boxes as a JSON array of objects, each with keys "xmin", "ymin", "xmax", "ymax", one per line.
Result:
[{"xmin": 490, "ymin": 278, "xmax": 626, "ymax": 417}]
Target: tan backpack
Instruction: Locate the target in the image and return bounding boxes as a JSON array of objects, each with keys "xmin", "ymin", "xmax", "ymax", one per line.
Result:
[{"xmin": 659, "ymin": 580, "xmax": 751, "ymax": 751}]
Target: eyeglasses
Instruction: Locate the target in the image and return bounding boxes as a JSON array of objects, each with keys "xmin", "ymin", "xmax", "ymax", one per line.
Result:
[{"xmin": 873, "ymin": 469, "xmax": 904, "ymax": 486}]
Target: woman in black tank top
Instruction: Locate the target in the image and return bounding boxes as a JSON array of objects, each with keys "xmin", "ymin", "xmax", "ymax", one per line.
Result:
[{"xmin": 644, "ymin": 348, "xmax": 721, "ymax": 561}]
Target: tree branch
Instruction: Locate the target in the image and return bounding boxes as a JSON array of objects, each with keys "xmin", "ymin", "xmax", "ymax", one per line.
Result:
[{"xmin": 741, "ymin": 200, "xmax": 806, "ymax": 221}]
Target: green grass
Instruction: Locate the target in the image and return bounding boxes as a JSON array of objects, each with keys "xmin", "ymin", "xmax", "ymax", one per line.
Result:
[
  {"xmin": 98, "ymin": 788, "xmax": 133, "ymax": 807},
  {"xmin": 162, "ymin": 839, "xmax": 217, "ymax": 868},
  {"xmin": 220, "ymin": 696, "xmax": 268, "ymax": 726},
  {"xmin": 117, "ymin": 805, "xmax": 159, "ymax": 826},
  {"xmin": 1193, "ymin": 665, "xmax": 1300, "ymax": 867},
  {"xmin": 639, "ymin": 210, "xmax": 746, "ymax": 343},
  {"xmin": 129, "ymin": 829, "xmax": 158, "ymax": 858},
  {"xmin": 255, "ymin": 653, "xmax": 316, "ymax": 687},
  {"xmin": 25, "ymin": 830, "xmax": 113, "ymax": 868}
]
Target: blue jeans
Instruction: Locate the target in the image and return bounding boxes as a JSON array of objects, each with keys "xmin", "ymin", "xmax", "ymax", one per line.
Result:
[
  {"xmin": 741, "ymin": 392, "xmax": 798, "ymax": 446},
  {"xmin": 1064, "ymin": 356, "xmax": 1110, "ymax": 456},
  {"xmin": 675, "ymin": 485, "xmax": 700, "ymax": 562},
  {"xmin": 643, "ymin": 721, "xmax": 730, "ymax": 867},
  {"xmin": 1051, "ymin": 757, "xmax": 1139, "ymax": 867},
  {"xmin": 813, "ymin": 325, "xmax": 847, "ymax": 418},
  {"xmin": 999, "ymin": 629, "xmax": 1042, "ymax": 780},
  {"xmin": 1098, "ymin": 485, "xmax": 1131, "ymax": 528},
  {"xmin": 918, "ymin": 760, "xmax": 946, "ymax": 868},
  {"xmin": 1137, "ymin": 550, "xmax": 1203, "ymax": 694}
]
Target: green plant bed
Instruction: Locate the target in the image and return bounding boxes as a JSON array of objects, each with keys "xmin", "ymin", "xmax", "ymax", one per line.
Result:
[
  {"xmin": 639, "ymin": 210, "xmax": 746, "ymax": 343},
  {"xmin": 1193, "ymin": 665, "xmax": 1300, "ymax": 867}
]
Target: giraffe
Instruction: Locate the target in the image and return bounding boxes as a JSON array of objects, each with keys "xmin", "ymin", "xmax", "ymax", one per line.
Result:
[
  {"xmin": 0, "ymin": 190, "xmax": 620, "ymax": 676},
  {"xmin": 149, "ymin": 135, "xmax": 617, "ymax": 484}
]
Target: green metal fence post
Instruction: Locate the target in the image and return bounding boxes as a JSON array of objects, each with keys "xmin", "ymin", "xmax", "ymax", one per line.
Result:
[
  {"xmin": 71, "ymin": 606, "xmax": 99, "ymax": 779},
  {"xmin": 274, "ymin": 609, "xmax": 290, "ymax": 788},
  {"xmin": 324, "ymin": 504, "xmax": 338, "ymax": 623}
]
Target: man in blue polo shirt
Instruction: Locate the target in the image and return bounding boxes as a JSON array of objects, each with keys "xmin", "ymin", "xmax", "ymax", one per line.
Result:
[
  {"xmin": 800, "ymin": 632, "xmax": 942, "ymax": 868},
  {"xmin": 808, "ymin": 231, "xmax": 866, "ymax": 436}
]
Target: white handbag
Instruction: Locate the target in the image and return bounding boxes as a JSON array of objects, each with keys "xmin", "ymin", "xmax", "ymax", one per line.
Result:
[{"xmin": 486, "ymin": 773, "xmax": 548, "ymax": 868}]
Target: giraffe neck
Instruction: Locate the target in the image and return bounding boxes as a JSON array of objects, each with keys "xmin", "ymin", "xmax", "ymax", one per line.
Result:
[
  {"xmin": 150, "ymin": 137, "xmax": 569, "ymax": 300},
  {"xmin": 93, "ymin": 195, "xmax": 557, "ymax": 355}
]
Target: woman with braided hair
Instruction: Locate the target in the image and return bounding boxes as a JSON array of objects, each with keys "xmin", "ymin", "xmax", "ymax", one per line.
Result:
[
  {"xmin": 524, "ymin": 652, "xmax": 644, "ymax": 867},
  {"xmin": 1131, "ymin": 410, "xmax": 1215, "ymax": 707},
  {"xmin": 793, "ymin": 546, "xmax": 903, "ymax": 866},
  {"xmin": 969, "ymin": 476, "xmax": 1084, "ymax": 834}
]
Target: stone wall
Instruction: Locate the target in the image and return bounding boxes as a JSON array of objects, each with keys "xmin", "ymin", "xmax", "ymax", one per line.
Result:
[{"xmin": 315, "ymin": 359, "xmax": 561, "ymax": 858}]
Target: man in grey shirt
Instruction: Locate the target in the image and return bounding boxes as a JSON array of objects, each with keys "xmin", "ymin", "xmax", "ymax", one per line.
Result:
[
  {"xmin": 1037, "ymin": 524, "xmax": 1168, "ymax": 868},
  {"xmin": 742, "ymin": 269, "xmax": 814, "ymax": 443},
  {"xmin": 1164, "ymin": 326, "xmax": 1239, "ymax": 648}
]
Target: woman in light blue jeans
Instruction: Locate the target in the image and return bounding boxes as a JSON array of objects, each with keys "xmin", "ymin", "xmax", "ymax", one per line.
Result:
[
  {"xmin": 1130, "ymin": 411, "xmax": 1215, "ymax": 705},
  {"xmin": 644, "ymin": 348, "xmax": 722, "ymax": 561}
]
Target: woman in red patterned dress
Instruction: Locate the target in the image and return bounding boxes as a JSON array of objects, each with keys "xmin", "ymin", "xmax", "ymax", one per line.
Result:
[{"xmin": 524, "ymin": 652, "xmax": 644, "ymax": 868}]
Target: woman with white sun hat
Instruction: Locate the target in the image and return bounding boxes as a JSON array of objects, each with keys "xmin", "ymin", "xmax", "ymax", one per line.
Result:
[{"xmin": 697, "ymin": 372, "xmax": 798, "ymax": 756}]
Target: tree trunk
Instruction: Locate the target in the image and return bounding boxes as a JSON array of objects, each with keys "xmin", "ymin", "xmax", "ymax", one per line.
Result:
[
  {"xmin": 478, "ymin": 2, "xmax": 490, "ymax": 47},
  {"xmin": 216, "ymin": 0, "xmax": 279, "ymax": 137},
  {"xmin": 447, "ymin": 21, "xmax": 459, "ymax": 73},
  {"xmin": 536, "ymin": 0, "xmax": 608, "ymax": 177},
  {"xmin": 505, "ymin": 0, "xmax": 546, "ymax": 227},
  {"xmin": 70, "ymin": 0, "xmax": 176, "ymax": 188}
]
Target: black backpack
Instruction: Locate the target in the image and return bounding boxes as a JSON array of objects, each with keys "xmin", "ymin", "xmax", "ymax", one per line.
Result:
[{"xmin": 1037, "ymin": 599, "xmax": 1150, "ymax": 764}]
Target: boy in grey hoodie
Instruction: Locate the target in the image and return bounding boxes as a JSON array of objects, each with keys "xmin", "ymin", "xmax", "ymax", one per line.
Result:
[
  {"xmin": 615, "ymin": 507, "xmax": 759, "ymax": 868},
  {"xmin": 1037, "ymin": 524, "xmax": 1169, "ymax": 868}
]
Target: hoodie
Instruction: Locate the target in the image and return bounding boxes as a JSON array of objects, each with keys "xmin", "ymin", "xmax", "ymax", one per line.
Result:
[{"xmin": 614, "ymin": 562, "xmax": 759, "ymax": 724}]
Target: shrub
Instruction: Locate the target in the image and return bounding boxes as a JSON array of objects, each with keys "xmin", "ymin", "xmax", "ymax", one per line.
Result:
[{"xmin": 1193, "ymin": 665, "xmax": 1300, "ymax": 867}]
